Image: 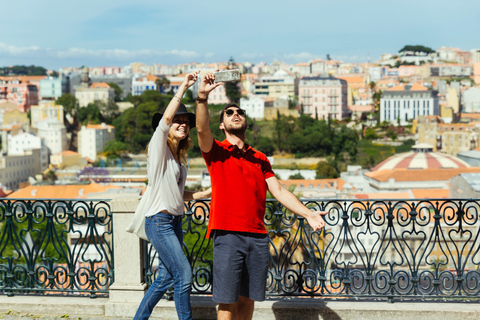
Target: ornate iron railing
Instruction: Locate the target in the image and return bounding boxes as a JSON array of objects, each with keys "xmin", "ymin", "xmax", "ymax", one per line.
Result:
[
  {"xmin": 145, "ymin": 198, "xmax": 480, "ymax": 301},
  {"xmin": 0, "ymin": 199, "xmax": 113, "ymax": 298}
]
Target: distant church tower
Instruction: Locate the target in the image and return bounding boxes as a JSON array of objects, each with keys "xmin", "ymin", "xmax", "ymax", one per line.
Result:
[{"xmin": 80, "ymin": 67, "xmax": 91, "ymax": 88}]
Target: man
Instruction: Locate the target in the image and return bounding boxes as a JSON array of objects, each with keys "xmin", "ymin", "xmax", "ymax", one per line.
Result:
[{"xmin": 196, "ymin": 72, "xmax": 328, "ymax": 320}]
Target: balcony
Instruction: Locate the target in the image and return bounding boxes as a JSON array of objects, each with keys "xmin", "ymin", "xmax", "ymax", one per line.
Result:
[{"xmin": 0, "ymin": 197, "xmax": 480, "ymax": 319}]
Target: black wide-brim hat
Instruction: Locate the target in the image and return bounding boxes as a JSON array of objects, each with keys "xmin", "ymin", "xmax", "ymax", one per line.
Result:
[{"xmin": 152, "ymin": 103, "xmax": 196, "ymax": 130}]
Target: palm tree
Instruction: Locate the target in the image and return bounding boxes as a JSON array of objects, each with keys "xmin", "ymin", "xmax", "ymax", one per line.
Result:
[{"xmin": 155, "ymin": 77, "xmax": 170, "ymax": 93}]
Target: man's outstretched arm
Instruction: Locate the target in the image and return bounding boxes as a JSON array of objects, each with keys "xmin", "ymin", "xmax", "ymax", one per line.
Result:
[
  {"xmin": 196, "ymin": 72, "xmax": 222, "ymax": 154},
  {"xmin": 266, "ymin": 176, "xmax": 328, "ymax": 231}
]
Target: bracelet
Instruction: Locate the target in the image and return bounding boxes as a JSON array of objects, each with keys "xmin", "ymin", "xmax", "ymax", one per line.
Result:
[
  {"xmin": 196, "ymin": 96, "xmax": 208, "ymax": 102},
  {"xmin": 174, "ymin": 95, "xmax": 181, "ymax": 103}
]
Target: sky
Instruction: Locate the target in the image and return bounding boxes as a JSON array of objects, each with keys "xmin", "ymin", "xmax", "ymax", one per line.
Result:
[{"xmin": 0, "ymin": 0, "xmax": 479, "ymax": 70}]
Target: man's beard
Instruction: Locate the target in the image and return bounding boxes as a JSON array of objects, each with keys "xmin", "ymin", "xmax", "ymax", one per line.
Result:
[{"xmin": 224, "ymin": 122, "xmax": 247, "ymax": 136}]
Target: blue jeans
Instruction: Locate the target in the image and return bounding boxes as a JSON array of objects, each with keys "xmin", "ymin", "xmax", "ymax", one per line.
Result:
[{"xmin": 133, "ymin": 213, "xmax": 193, "ymax": 320}]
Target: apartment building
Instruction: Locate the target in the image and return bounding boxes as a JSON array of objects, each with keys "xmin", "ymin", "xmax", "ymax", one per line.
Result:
[
  {"xmin": 240, "ymin": 96, "xmax": 265, "ymax": 120},
  {"xmin": 253, "ymin": 70, "xmax": 296, "ymax": 99},
  {"xmin": 75, "ymin": 82, "xmax": 115, "ymax": 107},
  {"xmin": 0, "ymin": 149, "xmax": 43, "ymax": 191},
  {"xmin": 7, "ymin": 131, "xmax": 49, "ymax": 171},
  {"xmin": 30, "ymin": 100, "xmax": 64, "ymax": 129},
  {"xmin": 429, "ymin": 64, "xmax": 472, "ymax": 77},
  {"xmin": 298, "ymin": 76, "xmax": 348, "ymax": 120},
  {"xmin": 0, "ymin": 101, "xmax": 28, "ymax": 128},
  {"xmin": 132, "ymin": 74, "xmax": 158, "ymax": 96},
  {"xmin": 78, "ymin": 123, "xmax": 115, "ymax": 161},
  {"xmin": 461, "ymin": 86, "xmax": 480, "ymax": 113},
  {"xmin": 0, "ymin": 78, "xmax": 40, "ymax": 112},
  {"xmin": 39, "ymin": 77, "xmax": 66, "ymax": 99},
  {"xmin": 380, "ymin": 83, "xmax": 439, "ymax": 125},
  {"xmin": 416, "ymin": 116, "xmax": 480, "ymax": 155},
  {"xmin": 36, "ymin": 117, "xmax": 68, "ymax": 155}
]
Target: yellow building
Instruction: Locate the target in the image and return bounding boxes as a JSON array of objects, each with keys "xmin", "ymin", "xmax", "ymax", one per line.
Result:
[
  {"xmin": 30, "ymin": 100, "xmax": 64, "ymax": 129},
  {"xmin": 417, "ymin": 116, "xmax": 480, "ymax": 155},
  {"xmin": 0, "ymin": 101, "xmax": 28, "ymax": 128},
  {"xmin": 50, "ymin": 150, "xmax": 84, "ymax": 169}
]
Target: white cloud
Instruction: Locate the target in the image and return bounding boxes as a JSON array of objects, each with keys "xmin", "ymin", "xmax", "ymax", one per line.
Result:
[
  {"xmin": 282, "ymin": 52, "xmax": 320, "ymax": 63},
  {"xmin": 0, "ymin": 42, "xmax": 200, "ymax": 61}
]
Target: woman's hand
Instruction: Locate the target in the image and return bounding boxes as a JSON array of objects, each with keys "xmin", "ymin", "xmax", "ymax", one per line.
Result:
[{"xmin": 183, "ymin": 71, "xmax": 200, "ymax": 89}]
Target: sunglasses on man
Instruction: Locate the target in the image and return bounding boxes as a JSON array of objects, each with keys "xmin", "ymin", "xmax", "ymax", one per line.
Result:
[{"xmin": 225, "ymin": 109, "xmax": 246, "ymax": 117}]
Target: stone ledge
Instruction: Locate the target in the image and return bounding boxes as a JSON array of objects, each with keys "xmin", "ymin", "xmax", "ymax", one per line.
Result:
[{"xmin": 1, "ymin": 295, "xmax": 480, "ymax": 320}]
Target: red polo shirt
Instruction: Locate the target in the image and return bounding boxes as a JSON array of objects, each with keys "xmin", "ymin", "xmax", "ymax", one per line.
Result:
[{"xmin": 202, "ymin": 139, "xmax": 275, "ymax": 238}]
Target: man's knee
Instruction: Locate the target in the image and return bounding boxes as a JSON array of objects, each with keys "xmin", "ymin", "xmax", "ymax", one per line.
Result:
[{"xmin": 218, "ymin": 302, "xmax": 236, "ymax": 312}]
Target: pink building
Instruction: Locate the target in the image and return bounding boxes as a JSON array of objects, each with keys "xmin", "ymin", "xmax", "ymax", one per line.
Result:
[
  {"xmin": 0, "ymin": 79, "xmax": 39, "ymax": 112},
  {"xmin": 298, "ymin": 77, "xmax": 348, "ymax": 120},
  {"xmin": 207, "ymin": 85, "xmax": 229, "ymax": 105}
]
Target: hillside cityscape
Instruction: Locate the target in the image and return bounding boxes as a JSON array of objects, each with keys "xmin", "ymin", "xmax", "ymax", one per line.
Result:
[{"xmin": 1, "ymin": 45, "xmax": 480, "ymax": 201}]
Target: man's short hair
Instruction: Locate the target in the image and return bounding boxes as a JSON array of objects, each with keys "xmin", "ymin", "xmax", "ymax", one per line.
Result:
[{"xmin": 219, "ymin": 103, "xmax": 241, "ymax": 123}]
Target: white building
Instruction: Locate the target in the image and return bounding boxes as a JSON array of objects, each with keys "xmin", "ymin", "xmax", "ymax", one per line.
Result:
[
  {"xmin": 7, "ymin": 131, "xmax": 49, "ymax": 171},
  {"xmin": 78, "ymin": 123, "xmax": 115, "ymax": 161},
  {"xmin": 0, "ymin": 148, "xmax": 43, "ymax": 191},
  {"xmin": 36, "ymin": 117, "xmax": 68, "ymax": 155},
  {"xmin": 380, "ymin": 83, "xmax": 439, "ymax": 125},
  {"xmin": 75, "ymin": 83, "xmax": 115, "ymax": 107},
  {"xmin": 132, "ymin": 74, "xmax": 158, "ymax": 96},
  {"xmin": 461, "ymin": 86, "xmax": 480, "ymax": 113},
  {"xmin": 240, "ymin": 96, "xmax": 265, "ymax": 120},
  {"xmin": 30, "ymin": 100, "xmax": 64, "ymax": 129},
  {"xmin": 430, "ymin": 64, "xmax": 472, "ymax": 77}
]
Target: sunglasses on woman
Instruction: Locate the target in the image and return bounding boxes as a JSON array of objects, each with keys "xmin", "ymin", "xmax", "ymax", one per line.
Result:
[{"xmin": 225, "ymin": 109, "xmax": 246, "ymax": 117}]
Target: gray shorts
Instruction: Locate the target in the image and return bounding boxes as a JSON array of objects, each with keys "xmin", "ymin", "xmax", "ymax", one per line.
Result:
[{"xmin": 212, "ymin": 230, "xmax": 269, "ymax": 304}]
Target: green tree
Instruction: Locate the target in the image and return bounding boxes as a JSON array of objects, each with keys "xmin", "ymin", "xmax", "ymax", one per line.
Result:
[
  {"xmin": 103, "ymin": 140, "xmax": 127, "ymax": 157},
  {"xmin": 77, "ymin": 103, "xmax": 105, "ymax": 125},
  {"xmin": 316, "ymin": 159, "xmax": 339, "ymax": 179},
  {"xmin": 288, "ymin": 173, "xmax": 305, "ymax": 180},
  {"xmin": 107, "ymin": 82, "xmax": 123, "ymax": 102},
  {"xmin": 224, "ymin": 57, "xmax": 241, "ymax": 103},
  {"xmin": 255, "ymin": 136, "xmax": 275, "ymax": 156},
  {"xmin": 155, "ymin": 77, "xmax": 170, "ymax": 93},
  {"xmin": 399, "ymin": 45, "xmax": 434, "ymax": 54},
  {"xmin": 56, "ymin": 93, "xmax": 79, "ymax": 151},
  {"xmin": 364, "ymin": 127, "xmax": 377, "ymax": 140}
]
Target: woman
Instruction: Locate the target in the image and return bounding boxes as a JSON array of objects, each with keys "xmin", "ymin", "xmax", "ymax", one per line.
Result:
[{"xmin": 134, "ymin": 71, "xmax": 210, "ymax": 320}]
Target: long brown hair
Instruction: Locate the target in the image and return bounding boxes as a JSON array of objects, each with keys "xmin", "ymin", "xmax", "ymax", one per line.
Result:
[{"xmin": 145, "ymin": 132, "xmax": 192, "ymax": 167}]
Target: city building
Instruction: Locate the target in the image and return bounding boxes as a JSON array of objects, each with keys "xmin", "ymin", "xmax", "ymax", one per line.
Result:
[
  {"xmin": 0, "ymin": 148, "xmax": 43, "ymax": 191},
  {"xmin": 30, "ymin": 100, "xmax": 64, "ymax": 129},
  {"xmin": 253, "ymin": 70, "xmax": 296, "ymax": 99},
  {"xmin": 416, "ymin": 116, "xmax": 480, "ymax": 155},
  {"xmin": 0, "ymin": 77, "xmax": 40, "ymax": 112},
  {"xmin": 50, "ymin": 150, "xmax": 84, "ymax": 169},
  {"xmin": 298, "ymin": 76, "xmax": 348, "ymax": 120},
  {"xmin": 132, "ymin": 74, "xmax": 158, "ymax": 96},
  {"xmin": 91, "ymin": 76, "xmax": 132, "ymax": 99},
  {"xmin": 7, "ymin": 131, "xmax": 49, "ymax": 171},
  {"xmin": 461, "ymin": 86, "xmax": 480, "ymax": 113},
  {"xmin": 436, "ymin": 47, "xmax": 472, "ymax": 64},
  {"xmin": 380, "ymin": 83, "xmax": 439, "ymax": 125},
  {"xmin": 0, "ymin": 101, "xmax": 28, "ymax": 129},
  {"xmin": 78, "ymin": 123, "xmax": 115, "ymax": 161},
  {"xmin": 39, "ymin": 77, "xmax": 66, "ymax": 99},
  {"xmin": 75, "ymin": 82, "xmax": 115, "ymax": 108},
  {"xmin": 36, "ymin": 117, "xmax": 68, "ymax": 156},
  {"xmin": 240, "ymin": 96, "xmax": 265, "ymax": 120},
  {"xmin": 429, "ymin": 64, "xmax": 472, "ymax": 77},
  {"xmin": 263, "ymin": 97, "xmax": 298, "ymax": 120}
]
